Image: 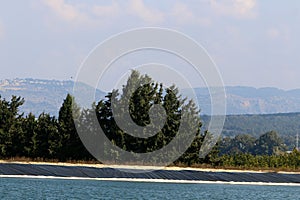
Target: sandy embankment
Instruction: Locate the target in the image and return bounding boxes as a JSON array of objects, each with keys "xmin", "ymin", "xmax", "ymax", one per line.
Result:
[
  {"xmin": 2, "ymin": 160, "xmax": 300, "ymax": 185},
  {"xmin": 0, "ymin": 160, "xmax": 299, "ymax": 174}
]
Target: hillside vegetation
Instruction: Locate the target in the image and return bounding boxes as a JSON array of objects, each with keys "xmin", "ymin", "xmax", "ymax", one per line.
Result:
[
  {"xmin": 1, "ymin": 72, "xmax": 300, "ymax": 170},
  {"xmin": 202, "ymin": 113, "xmax": 300, "ymax": 149}
]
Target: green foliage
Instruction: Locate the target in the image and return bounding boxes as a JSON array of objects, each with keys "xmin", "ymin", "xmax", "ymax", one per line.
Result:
[
  {"xmin": 202, "ymin": 113, "xmax": 300, "ymax": 149},
  {"xmin": 22, "ymin": 113, "xmax": 36, "ymax": 157},
  {"xmin": 220, "ymin": 134, "xmax": 256, "ymax": 155},
  {"xmin": 0, "ymin": 94, "xmax": 94, "ymax": 161},
  {"xmin": 220, "ymin": 131, "xmax": 287, "ymax": 156},
  {"xmin": 254, "ymin": 131, "xmax": 287, "ymax": 155},
  {"xmin": 57, "ymin": 94, "xmax": 91, "ymax": 161},
  {"xmin": 32, "ymin": 113, "xmax": 58, "ymax": 158},
  {"xmin": 91, "ymin": 70, "xmax": 210, "ymax": 165},
  {"xmin": 1, "ymin": 71, "xmax": 300, "ymax": 170},
  {"xmin": 0, "ymin": 96, "xmax": 25, "ymax": 157},
  {"xmin": 0, "ymin": 70, "xmax": 207, "ymax": 165},
  {"xmin": 218, "ymin": 149, "xmax": 300, "ymax": 170}
]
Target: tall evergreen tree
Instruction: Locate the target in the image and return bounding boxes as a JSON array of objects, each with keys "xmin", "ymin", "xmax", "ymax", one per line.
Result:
[
  {"xmin": 94, "ymin": 70, "xmax": 207, "ymax": 165},
  {"xmin": 22, "ymin": 113, "xmax": 37, "ymax": 157},
  {"xmin": 32, "ymin": 113, "xmax": 58, "ymax": 159},
  {"xmin": 0, "ymin": 96, "xmax": 24, "ymax": 157},
  {"xmin": 254, "ymin": 131, "xmax": 287, "ymax": 155},
  {"xmin": 58, "ymin": 94, "xmax": 91, "ymax": 161}
]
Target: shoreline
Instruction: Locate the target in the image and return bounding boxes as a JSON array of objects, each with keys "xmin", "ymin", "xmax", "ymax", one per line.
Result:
[
  {"xmin": 0, "ymin": 160, "xmax": 299, "ymax": 174},
  {"xmin": 1, "ymin": 161, "xmax": 300, "ymax": 185},
  {"xmin": 2, "ymin": 174, "xmax": 300, "ymax": 186}
]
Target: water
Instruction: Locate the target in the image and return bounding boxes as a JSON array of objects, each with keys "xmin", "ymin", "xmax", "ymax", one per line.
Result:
[{"xmin": 0, "ymin": 177, "xmax": 299, "ymax": 199}]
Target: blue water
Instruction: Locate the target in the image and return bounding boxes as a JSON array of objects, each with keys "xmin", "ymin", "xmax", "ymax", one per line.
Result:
[{"xmin": 0, "ymin": 177, "xmax": 299, "ymax": 199}]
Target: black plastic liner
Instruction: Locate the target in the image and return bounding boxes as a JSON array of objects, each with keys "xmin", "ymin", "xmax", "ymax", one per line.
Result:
[{"xmin": 1, "ymin": 163, "xmax": 300, "ymax": 183}]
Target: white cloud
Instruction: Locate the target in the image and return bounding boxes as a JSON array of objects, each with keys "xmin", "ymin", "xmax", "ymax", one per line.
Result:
[
  {"xmin": 170, "ymin": 2, "xmax": 211, "ymax": 26},
  {"xmin": 92, "ymin": 2, "xmax": 120, "ymax": 18},
  {"xmin": 40, "ymin": 0, "xmax": 167, "ymax": 29},
  {"xmin": 128, "ymin": 0, "xmax": 164, "ymax": 24},
  {"xmin": 171, "ymin": 2, "xmax": 194, "ymax": 24},
  {"xmin": 40, "ymin": 1, "xmax": 216, "ymax": 29},
  {"xmin": 43, "ymin": 0, "xmax": 88, "ymax": 23},
  {"xmin": 42, "ymin": 0, "xmax": 121, "ymax": 27},
  {"xmin": 210, "ymin": 0, "xmax": 257, "ymax": 19},
  {"xmin": 234, "ymin": 0, "xmax": 256, "ymax": 16}
]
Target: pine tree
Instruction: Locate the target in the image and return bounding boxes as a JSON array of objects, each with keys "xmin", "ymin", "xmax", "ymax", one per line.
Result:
[
  {"xmin": 22, "ymin": 113, "xmax": 37, "ymax": 157},
  {"xmin": 32, "ymin": 113, "xmax": 58, "ymax": 159},
  {"xmin": 0, "ymin": 96, "xmax": 24, "ymax": 157},
  {"xmin": 94, "ymin": 70, "xmax": 204, "ymax": 165},
  {"xmin": 58, "ymin": 94, "xmax": 91, "ymax": 161}
]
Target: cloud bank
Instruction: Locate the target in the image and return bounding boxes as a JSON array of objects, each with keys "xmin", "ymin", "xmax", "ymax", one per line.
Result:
[
  {"xmin": 0, "ymin": 21, "xmax": 4, "ymax": 39},
  {"xmin": 42, "ymin": 0, "xmax": 250, "ymax": 28},
  {"xmin": 210, "ymin": 0, "xmax": 257, "ymax": 18}
]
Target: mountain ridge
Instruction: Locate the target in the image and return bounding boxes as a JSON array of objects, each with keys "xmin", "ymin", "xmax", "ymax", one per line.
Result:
[{"xmin": 1, "ymin": 78, "xmax": 300, "ymax": 116}]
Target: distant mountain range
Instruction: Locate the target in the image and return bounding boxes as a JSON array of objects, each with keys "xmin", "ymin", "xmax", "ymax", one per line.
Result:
[
  {"xmin": 194, "ymin": 86, "xmax": 300, "ymax": 115},
  {"xmin": 1, "ymin": 78, "xmax": 300, "ymax": 116},
  {"xmin": 0, "ymin": 78, "xmax": 105, "ymax": 116}
]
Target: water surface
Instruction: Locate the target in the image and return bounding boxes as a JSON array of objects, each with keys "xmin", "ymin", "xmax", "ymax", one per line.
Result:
[{"xmin": 0, "ymin": 177, "xmax": 298, "ymax": 199}]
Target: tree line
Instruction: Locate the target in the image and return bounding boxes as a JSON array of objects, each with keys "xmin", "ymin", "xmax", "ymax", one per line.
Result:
[
  {"xmin": 201, "ymin": 113, "xmax": 300, "ymax": 150},
  {"xmin": 215, "ymin": 131, "xmax": 300, "ymax": 170},
  {"xmin": 1, "ymin": 70, "xmax": 300, "ymax": 170},
  {"xmin": 0, "ymin": 94, "xmax": 92, "ymax": 161},
  {"xmin": 0, "ymin": 71, "xmax": 210, "ymax": 164}
]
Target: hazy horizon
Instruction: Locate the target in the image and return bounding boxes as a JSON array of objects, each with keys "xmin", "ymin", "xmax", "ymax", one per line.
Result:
[
  {"xmin": 0, "ymin": 1, "xmax": 299, "ymax": 90},
  {"xmin": 1, "ymin": 77, "xmax": 300, "ymax": 92}
]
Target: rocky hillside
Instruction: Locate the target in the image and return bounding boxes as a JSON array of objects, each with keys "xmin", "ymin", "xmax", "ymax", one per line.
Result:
[
  {"xmin": 0, "ymin": 78, "xmax": 104, "ymax": 116},
  {"xmin": 1, "ymin": 78, "xmax": 300, "ymax": 116},
  {"xmin": 194, "ymin": 86, "xmax": 300, "ymax": 115}
]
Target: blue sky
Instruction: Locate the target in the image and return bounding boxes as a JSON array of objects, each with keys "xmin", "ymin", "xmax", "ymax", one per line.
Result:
[{"xmin": 0, "ymin": 0, "xmax": 299, "ymax": 90}]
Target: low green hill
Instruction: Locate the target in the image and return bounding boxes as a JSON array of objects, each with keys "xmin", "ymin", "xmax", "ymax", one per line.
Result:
[
  {"xmin": 202, "ymin": 112, "xmax": 300, "ymax": 149},
  {"xmin": 202, "ymin": 112, "xmax": 300, "ymax": 138}
]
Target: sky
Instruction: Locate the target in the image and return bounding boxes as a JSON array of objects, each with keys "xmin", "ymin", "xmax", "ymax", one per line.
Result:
[{"xmin": 0, "ymin": 0, "xmax": 300, "ymax": 90}]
